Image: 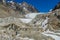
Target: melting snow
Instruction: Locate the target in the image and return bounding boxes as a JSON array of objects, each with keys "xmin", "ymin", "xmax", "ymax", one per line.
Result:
[{"xmin": 42, "ymin": 29, "xmax": 60, "ymax": 40}]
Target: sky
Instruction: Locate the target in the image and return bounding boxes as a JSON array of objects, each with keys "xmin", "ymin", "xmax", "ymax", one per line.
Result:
[{"xmin": 7, "ymin": 0, "xmax": 60, "ymax": 12}]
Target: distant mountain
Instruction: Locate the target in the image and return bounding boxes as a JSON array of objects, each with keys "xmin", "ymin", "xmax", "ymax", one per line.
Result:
[
  {"xmin": 0, "ymin": 1, "xmax": 39, "ymax": 18},
  {"xmin": 15, "ymin": 2, "xmax": 39, "ymax": 14}
]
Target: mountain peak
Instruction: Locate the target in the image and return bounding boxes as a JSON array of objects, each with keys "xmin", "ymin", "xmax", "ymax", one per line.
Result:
[
  {"xmin": 18, "ymin": 2, "xmax": 39, "ymax": 13},
  {"xmin": 22, "ymin": 1, "xmax": 27, "ymax": 4}
]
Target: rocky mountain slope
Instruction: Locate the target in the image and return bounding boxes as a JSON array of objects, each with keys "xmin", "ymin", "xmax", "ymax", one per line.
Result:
[
  {"xmin": 0, "ymin": 1, "xmax": 39, "ymax": 18},
  {"xmin": 0, "ymin": 1, "xmax": 60, "ymax": 40}
]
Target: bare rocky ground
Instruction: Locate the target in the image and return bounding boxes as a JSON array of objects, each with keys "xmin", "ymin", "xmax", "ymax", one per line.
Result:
[{"xmin": 0, "ymin": 28, "xmax": 54, "ymax": 40}]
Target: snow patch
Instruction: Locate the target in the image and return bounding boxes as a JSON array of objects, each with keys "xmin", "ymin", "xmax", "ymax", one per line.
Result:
[
  {"xmin": 42, "ymin": 33, "xmax": 60, "ymax": 40},
  {"xmin": 20, "ymin": 18, "xmax": 32, "ymax": 23},
  {"xmin": 25, "ymin": 13, "xmax": 39, "ymax": 19},
  {"xmin": 42, "ymin": 29, "xmax": 60, "ymax": 40}
]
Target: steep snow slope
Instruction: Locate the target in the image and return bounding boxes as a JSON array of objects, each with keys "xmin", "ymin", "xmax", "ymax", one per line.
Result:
[
  {"xmin": 20, "ymin": 13, "xmax": 47, "ymax": 23},
  {"xmin": 25, "ymin": 13, "xmax": 47, "ymax": 19}
]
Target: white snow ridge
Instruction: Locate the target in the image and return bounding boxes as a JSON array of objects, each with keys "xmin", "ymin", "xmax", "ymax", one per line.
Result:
[{"xmin": 42, "ymin": 29, "xmax": 60, "ymax": 40}]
